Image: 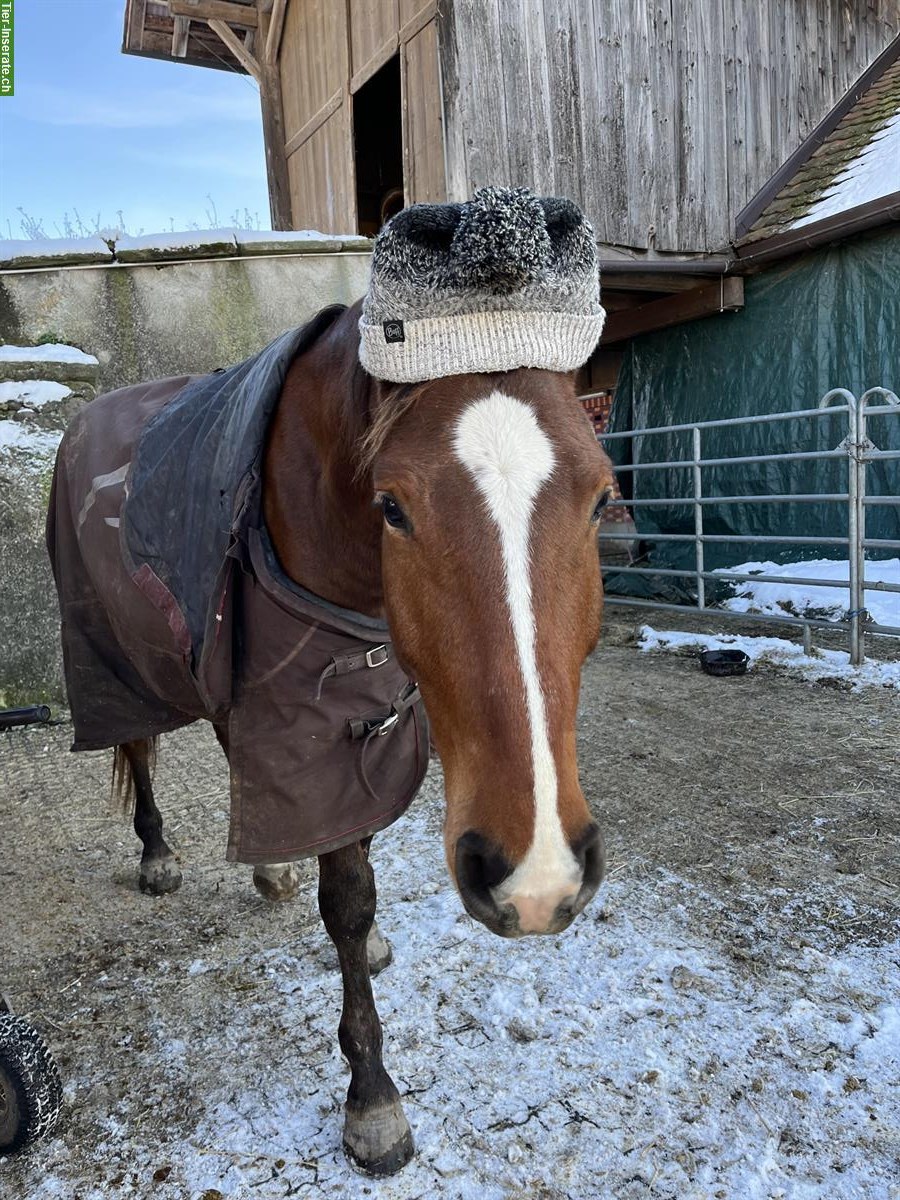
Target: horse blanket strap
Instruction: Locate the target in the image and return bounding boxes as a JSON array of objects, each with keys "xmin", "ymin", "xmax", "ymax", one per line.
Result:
[
  {"xmin": 47, "ymin": 308, "xmax": 430, "ymax": 865},
  {"xmin": 348, "ymin": 682, "xmax": 422, "ymax": 741},
  {"xmin": 314, "ymin": 643, "xmax": 392, "ymax": 701}
]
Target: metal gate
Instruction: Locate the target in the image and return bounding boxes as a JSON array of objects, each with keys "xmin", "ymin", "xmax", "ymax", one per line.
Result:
[{"xmin": 599, "ymin": 388, "xmax": 900, "ymax": 665}]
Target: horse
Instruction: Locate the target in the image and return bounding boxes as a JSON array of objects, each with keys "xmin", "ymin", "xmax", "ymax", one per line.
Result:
[{"xmin": 46, "ymin": 298, "xmax": 614, "ymax": 1175}]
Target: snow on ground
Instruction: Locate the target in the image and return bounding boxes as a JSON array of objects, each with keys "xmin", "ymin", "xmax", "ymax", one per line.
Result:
[
  {"xmin": 794, "ymin": 109, "xmax": 900, "ymax": 229},
  {"xmin": 0, "ymin": 343, "xmax": 99, "ymax": 365},
  {"xmin": 638, "ymin": 625, "xmax": 900, "ymax": 690},
  {"xmin": 3, "ymin": 648, "xmax": 898, "ymax": 1199},
  {"xmin": 715, "ymin": 559, "xmax": 900, "ymax": 629},
  {"xmin": 0, "ymin": 380, "xmax": 72, "ymax": 409},
  {"xmin": 12, "ymin": 765, "xmax": 900, "ymax": 1200}
]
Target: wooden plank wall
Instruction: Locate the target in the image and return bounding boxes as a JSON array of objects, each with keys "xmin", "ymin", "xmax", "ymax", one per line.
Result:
[
  {"xmin": 279, "ymin": 0, "xmax": 353, "ymax": 232},
  {"xmin": 277, "ymin": 0, "xmax": 444, "ymax": 232},
  {"xmin": 440, "ymin": 0, "xmax": 900, "ymax": 252}
]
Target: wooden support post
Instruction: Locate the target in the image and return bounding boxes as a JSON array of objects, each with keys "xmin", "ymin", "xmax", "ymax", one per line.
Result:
[
  {"xmin": 171, "ymin": 15, "xmax": 191, "ymax": 57},
  {"xmin": 256, "ymin": 1, "xmax": 293, "ymax": 230}
]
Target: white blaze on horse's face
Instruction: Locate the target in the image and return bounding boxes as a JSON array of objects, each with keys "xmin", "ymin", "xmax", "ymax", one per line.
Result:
[
  {"xmin": 453, "ymin": 392, "xmax": 582, "ymax": 933},
  {"xmin": 375, "ymin": 370, "xmax": 609, "ymax": 939}
]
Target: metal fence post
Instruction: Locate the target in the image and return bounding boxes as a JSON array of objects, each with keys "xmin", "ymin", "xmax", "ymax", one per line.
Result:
[
  {"xmin": 853, "ymin": 395, "xmax": 867, "ymax": 665},
  {"xmin": 819, "ymin": 390, "xmax": 863, "ymax": 665},
  {"xmin": 693, "ymin": 426, "xmax": 705, "ymax": 610}
]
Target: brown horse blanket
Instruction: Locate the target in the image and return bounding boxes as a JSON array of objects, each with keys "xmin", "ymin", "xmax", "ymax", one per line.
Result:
[{"xmin": 46, "ymin": 308, "xmax": 429, "ymax": 863}]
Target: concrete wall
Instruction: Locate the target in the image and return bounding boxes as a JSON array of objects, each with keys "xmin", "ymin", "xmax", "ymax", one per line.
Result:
[
  {"xmin": 0, "ymin": 238, "xmax": 371, "ymax": 394},
  {"xmin": 0, "ymin": 236, "xmax": 372, "ymax": 707}
]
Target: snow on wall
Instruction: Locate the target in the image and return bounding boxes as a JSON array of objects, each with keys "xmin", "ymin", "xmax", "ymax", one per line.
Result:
[
  {"xmin": 0, "ymin": 380, "xmax": 72, "ymax": 409},
  {"xmin": 0, "ymin": 342, "xmax": 99, "ymax": 365}
]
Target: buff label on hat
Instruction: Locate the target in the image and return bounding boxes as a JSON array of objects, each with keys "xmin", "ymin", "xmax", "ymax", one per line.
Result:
[{"xmin": 383, "ymin": 320, "xmax": 405, "ymax": 343}]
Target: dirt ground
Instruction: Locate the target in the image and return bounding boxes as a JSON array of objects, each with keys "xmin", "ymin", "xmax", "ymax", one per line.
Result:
[{"xmin": 1, "ymin": 609, "xmax": 898, "ymax": 1200}]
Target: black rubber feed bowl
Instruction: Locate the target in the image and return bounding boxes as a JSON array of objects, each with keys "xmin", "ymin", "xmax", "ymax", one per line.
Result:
[{"xmin": 699, "ymin": 649, "xmax": 750, "ymax": 677}]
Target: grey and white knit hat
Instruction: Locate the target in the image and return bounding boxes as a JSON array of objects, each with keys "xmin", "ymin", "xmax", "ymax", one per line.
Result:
[{"xmin": 358, "ymin": 187, "xmax": 605, "ymax": 383}]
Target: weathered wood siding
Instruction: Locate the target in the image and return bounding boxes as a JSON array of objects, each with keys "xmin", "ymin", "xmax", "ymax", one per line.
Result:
[
  {"xmin": 440, "ymin": 0, "xmax": 900, "ymax": 252},
  {"xmin": 278, "ymin": 0, "xmax": 443, "ymax": 231}
]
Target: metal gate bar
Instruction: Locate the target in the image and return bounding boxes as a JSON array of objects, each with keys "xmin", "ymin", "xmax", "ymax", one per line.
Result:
[{"xmin": 600, "ymin": 387, "xmax": 900, "ymax": 665}]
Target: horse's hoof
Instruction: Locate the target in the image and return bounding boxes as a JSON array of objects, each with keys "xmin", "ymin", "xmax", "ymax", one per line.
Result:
[
  {"xmin": 343, "ymin": 1099, "xmax": 414, "ymax": 1176},
  {"xmin": 139, "ymin": 855, "xmax": 182, "ymax": 895},
  {"xmin": 252, "ymin": 862, "xmax": 301, "ymax": 903},
  {"xmin": 366, "ymin": 922, "xmax": 393, "ymax": 976}
]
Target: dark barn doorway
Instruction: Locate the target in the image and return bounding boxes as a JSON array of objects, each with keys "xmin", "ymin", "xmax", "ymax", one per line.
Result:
[{"xmin": 353, "ymin": 55, "xmax": 404, "ymax": 236}]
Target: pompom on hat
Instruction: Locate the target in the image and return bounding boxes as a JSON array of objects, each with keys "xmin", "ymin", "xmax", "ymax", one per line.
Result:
[{"xmin": 358, "ymin": 187, "xmax": 606, "ymax": 383}]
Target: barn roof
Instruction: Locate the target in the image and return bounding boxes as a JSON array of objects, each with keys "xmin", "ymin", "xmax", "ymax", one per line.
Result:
[
  {"xmin": 122, "ymin": 0, "xmax": 259, "ymax": 75},
  {"xmin": 735, "ymin": 34, "xmax": 900, "ymax": 263}
]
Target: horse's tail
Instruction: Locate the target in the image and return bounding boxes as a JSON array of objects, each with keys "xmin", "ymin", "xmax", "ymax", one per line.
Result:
[{"xmin": 111, "ymin": 737, "xmax": 158, "ymax": 814}]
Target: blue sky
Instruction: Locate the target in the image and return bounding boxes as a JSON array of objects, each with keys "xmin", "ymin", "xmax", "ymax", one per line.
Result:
[{"xmin": 0, "ymin": 0, "xmax": 271, "ymax": 239}]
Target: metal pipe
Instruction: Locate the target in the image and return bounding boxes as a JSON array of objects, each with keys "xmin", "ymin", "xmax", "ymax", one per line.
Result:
[
  {"xmin": 692, "ymin": 427, "xmax": 705, "ymax": 609},
  {"xmin": 599, "ymin": 531, "xmax": 849, "ymax": 545},
  {"xmin": 601, "ymin": 403, "xmax": 853, "ymax": 441},
  {"xmin": 603, "ymin": 566, "xmax": 854, "ymax": 588},
  {"xmin": 608, "ymin": 494, "xmax": 850, "ymax": 507},
  {"xmin": 612, "ymin": 447, "xmax": 847, "ymax": 472}
]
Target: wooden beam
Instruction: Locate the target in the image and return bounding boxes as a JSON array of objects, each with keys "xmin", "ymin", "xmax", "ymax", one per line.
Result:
[
  {"xmin": 208, "ymin": 17, "xmax": 261, "ymax": 80},
  {"xmin": 350, "ymin": 34, "xmax": 398, "ymax": 95},
  {"xmin": 264, "ymin": 0, "xmax": 286, "ymax": 63},
  {"xmin": 602, "ymin": 272, "xmax": 718, "ymax": 294},
  {"xmin": 600, "ymin": 278, "xmax": 744, "ymax": 345},
  {"xmin": 398, "ymin": 1, "xmax": 437, "ymax": 45},
  {"xmin": 284, "ymin": 90, "xmax": 342, "ymax": 157},
  {"xmin": 171, "ymin": 15, "xmax": 191, "ymax": 57},
  {"xmin": 257, "ymin": 2, "xmax": 292, "ymax": 229},
  {"xmin": 169, "ymin": 0, "xmax": 258, "ymax": 26}
]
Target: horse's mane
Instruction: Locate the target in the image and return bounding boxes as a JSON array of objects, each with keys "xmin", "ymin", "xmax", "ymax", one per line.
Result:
[{"xmin": 356, "ymin": 379, "xmax": 432, "ymax": 479}]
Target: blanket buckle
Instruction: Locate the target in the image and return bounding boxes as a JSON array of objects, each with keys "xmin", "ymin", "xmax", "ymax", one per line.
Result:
[{"xmin": 366, "ymin": 644, "xmax": 389, "ymax": 669}]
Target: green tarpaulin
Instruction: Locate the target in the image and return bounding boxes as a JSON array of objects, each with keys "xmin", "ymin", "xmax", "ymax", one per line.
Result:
[{"xmin": 606, "ymin": 225, "xmax": 900, "ymax": 604}]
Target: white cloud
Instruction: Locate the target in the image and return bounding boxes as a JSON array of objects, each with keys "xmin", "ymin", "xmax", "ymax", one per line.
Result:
[{"xmin": 19, "ymin": 82, "xmax": 260, "ymax": 129}]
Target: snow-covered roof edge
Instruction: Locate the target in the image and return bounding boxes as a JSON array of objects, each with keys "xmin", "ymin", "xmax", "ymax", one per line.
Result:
[{"xmin": 735, "ymin": 34, "xmax": 900, "ymax": 259}]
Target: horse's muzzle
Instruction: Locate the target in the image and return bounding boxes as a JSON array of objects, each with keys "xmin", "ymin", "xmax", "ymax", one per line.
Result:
[{"xmin": 454, "ymin": 824, "xmax": 606, "ymax": 938}]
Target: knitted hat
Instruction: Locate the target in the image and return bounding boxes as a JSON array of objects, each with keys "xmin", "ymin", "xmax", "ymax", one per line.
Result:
[{"xmin": 358, "ymin": 187, "xmax": 605, "ymax": 383}]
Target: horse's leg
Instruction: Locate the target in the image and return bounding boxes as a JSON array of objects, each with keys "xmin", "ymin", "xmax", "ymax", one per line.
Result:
[
  {"xmin": 120, "ymin": 739, "xmax": 182, "ymax": 895},
  {"xmin": 359, "ymin": 839, "xmax": 392, "ymax": 975},
  {"xmin": 318, "ymin": 840, "xmax": 413, "ymax": 1175}
]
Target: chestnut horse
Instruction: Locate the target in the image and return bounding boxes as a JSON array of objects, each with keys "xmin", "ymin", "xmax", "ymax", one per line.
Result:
[{"xmin": 63, "ymin": 300, "xmax": 614, "ymax": 1174}]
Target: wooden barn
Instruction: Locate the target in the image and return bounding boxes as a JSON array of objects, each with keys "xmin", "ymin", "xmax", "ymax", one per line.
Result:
[
  {"xmin": 121, "ymin": 4, "xmax": 897, "ymax": 245},
  {"xmin": 122, "ymin": 2, "xmax": 900, "ymax": 370},
  {"xmin": 121, "ymin": 1, "xmax": 900, "ymax": 555}
]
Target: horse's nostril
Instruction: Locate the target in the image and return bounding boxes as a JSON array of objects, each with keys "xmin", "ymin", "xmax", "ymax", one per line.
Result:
[
  {"xmin": 455, "ymin": 831, "xmax": 514, "ymax": 929},
  {"xmin": 570, "ymin": 823, "xmax": 606, "ymax": 915},
  {"xmin": 574, "ymin": 822, "xmax": 606, "ymax": 887}
]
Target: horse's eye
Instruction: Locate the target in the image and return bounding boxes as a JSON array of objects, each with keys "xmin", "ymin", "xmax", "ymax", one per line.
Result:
[
  {"xmin": 380, "ymin": 494, "xmax": 409, "ymax": 531},
  {"xmin": 591, "ymin": 490, "xmax": 612, "ymax": 523}
]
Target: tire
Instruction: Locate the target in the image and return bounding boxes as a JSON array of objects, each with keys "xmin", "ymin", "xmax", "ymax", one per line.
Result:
[{"xmin": 0, "ymin": 1014, "xmax": 63, "ymax": 1153}]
